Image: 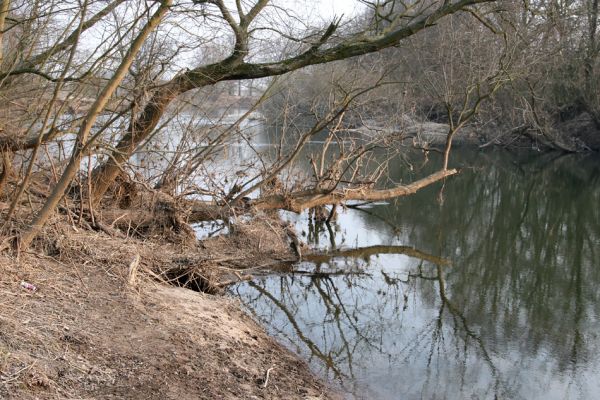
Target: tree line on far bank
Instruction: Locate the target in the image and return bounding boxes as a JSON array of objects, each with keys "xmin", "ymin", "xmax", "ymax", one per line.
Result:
[{"xmin": 264, "ymin": 0, "xmax": 600, "ymax": 152}]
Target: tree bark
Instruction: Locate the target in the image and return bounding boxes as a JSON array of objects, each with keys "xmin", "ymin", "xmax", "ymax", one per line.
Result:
[{"xmin": 0, "ymin": 0, "xmax": 9, "ymax": 68}]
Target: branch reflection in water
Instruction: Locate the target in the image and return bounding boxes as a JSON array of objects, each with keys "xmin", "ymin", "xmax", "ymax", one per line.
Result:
[{"xmin": 232, "ymin": 149, "xmax": 600, "ymax": 400}]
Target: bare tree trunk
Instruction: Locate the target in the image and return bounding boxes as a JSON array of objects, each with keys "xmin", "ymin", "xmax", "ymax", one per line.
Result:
[
  {"xmin": 19, "ymin": 0, "xmax": 172, "ymax": 250},
  {"xmin": 585, "ymin": 0, "xmax": 600, "ymax": 128},
  {"xmin": 0, "ymin": 150, "xmax": 12, "ymax": 193},
  {"xmin": 90, "ymin": 81, "xmax": 187, "ymax": 204},
  {"xmin": 586, "ymin": 0, "xmax": 599, "ymax": 79},
  {"xmin": 0, "ymin": 0, "xmax": 9, "ymax": 68},
  {"xmin": 442, "ymin": 129, "xmax": 456, "ymax": 170}
]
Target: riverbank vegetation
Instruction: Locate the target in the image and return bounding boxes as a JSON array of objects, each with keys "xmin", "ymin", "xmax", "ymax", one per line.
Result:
[
  {"xmin": 0, "ymin": 0, "xmax": 598, "ymax": 397},
  {"xmin": 2, "ymin": 0, "xmax": 599, "ymax": 250},
  {"xmin": 265, "ymin": 1, "xmax": 600, "ymax": 152}
]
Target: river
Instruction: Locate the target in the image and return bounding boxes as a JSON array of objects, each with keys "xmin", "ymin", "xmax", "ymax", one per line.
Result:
[{"xmin": 231, "ymin": 148, "xmax": 600, "ymax": 399}]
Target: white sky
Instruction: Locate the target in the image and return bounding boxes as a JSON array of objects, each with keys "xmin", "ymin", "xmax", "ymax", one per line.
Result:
[
  {"xmin": 77, "ymin": 1, "xmax": 366, "ymax": 75},
  {"xmin": 314, "ymin": 0, "xmax": 364, "ymax": 17},
  {"xmin": 283, "ymin": 0, "xmax": 364, "ymax": 22}
]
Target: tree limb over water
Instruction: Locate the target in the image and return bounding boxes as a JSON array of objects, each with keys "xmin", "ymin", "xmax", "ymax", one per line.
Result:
[
  {"xmin": 251, "ymin": 169, "xmax": 458, "ymax": 213},
  {"xmin": 101, "ymin": 168, "xmax": 458, "ymax": 240},
  {"xmin": 88, "ymin": 0, "xmax": 494, "ymax": 204},
  {"xmin": 0, "ymin": 0, "xmax": 494, "ymax": 249}
]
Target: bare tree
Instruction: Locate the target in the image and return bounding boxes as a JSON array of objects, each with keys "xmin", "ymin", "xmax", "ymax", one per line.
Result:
[
  {"xmin": 19, "ymin": 0, "xmax": 173, "ymax": 249},
  {"xmin": 89, "ymin": 0, "xmax": 497, "ymax": 204},
  {"xmin": 0, "ymin": 0, "xmax": 507, "ymax": 250}
]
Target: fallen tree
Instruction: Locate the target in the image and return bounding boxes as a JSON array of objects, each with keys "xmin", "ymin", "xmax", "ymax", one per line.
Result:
[
  {"xmin": 251, "ymin": 169, "xmax": 458, "ymax": 213},
  {"xmin": 92, "ymin": 169, "xmax": 458, "ymax": 235}
]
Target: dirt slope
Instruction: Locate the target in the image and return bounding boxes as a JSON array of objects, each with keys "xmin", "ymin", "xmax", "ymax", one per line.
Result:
[{"xmin": 0, "ymin": 226, "xmax": 337, "ymax": 399}]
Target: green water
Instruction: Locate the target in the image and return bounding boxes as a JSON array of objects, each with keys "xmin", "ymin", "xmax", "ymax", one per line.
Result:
[{"xmin": 232, "ymin": 149, "xmax": 600, "ymax": 399}]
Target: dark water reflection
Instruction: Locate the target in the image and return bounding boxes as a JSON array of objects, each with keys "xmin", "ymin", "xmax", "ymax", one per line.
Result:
[{"xmin": 232, "ymin": 149, "xmax": 600, "ymax": 400}]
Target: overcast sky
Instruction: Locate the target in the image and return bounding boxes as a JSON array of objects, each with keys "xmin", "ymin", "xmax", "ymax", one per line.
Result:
[
  {"xmin": 287, "ymin": 0, "xmax": 364, "ymax": 22},
  {"xmin": 314, "ymin": 0, "xmax": 364, "ymax": 17},
  {"xmin": 78, "ymin": 1, "xmax": 366, "ymax": 75}
]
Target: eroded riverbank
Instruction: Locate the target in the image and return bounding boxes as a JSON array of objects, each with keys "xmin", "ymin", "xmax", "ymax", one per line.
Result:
[{"xmin": 0, "ymin": 217, "xmax": 338, "ymax": 399}]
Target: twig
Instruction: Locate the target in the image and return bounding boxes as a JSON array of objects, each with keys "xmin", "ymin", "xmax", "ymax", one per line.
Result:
[
  {"xmin": 1, "ymin": 361, "xmax": 36, "ymax": 384},
  {"xmin": 263, "ymin": 367, "xmax": 274, "ymax": 388},
  {"xmin": 128, "ymin": 254, "xmax": 140, "ymax": 286},
  {"xmin": 109, "ymin": 213, "xmax": 127, "ymax": 229},
  {"xmin": 87, "ymin": 155, "xmax": 95, "ymax": 226}
]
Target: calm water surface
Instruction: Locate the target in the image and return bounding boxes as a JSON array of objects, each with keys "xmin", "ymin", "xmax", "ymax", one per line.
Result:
[{"xmin": 231, "ymin": 149, "xmax": 600, "ymax": 399}]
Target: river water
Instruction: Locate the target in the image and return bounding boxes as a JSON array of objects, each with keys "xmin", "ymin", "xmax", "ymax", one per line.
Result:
[{"xmin": 231, "ymin": 148, "xmax": 600, "ymax": 399}]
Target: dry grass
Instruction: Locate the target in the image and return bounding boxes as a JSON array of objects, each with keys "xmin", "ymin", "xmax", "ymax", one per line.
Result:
[{"xmin": 0, "ymin": 209, "xmax": 333, "ymax": 399}]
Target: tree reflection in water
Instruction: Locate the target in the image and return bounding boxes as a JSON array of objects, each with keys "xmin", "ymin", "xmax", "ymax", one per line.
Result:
[{"xmin": 232, "ymin": 149, "xmax": 600, "ymax": 400}]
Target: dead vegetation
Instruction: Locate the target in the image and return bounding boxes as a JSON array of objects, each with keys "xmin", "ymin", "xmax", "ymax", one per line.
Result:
[
  {"xmin": 0, "ymin": 207, "xmax": 334, "ymax": 399},
  {"xmin": 0, "ymin": 175, "xmax": 357, "ymax": 400}
]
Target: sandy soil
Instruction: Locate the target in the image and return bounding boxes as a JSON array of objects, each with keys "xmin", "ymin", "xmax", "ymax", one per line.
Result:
[{"xmin": 0, "ymin": 221, "xmax": 338, "ymax": 399}]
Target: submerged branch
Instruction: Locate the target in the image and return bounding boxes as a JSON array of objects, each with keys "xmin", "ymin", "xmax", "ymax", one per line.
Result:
[{"xmin": 304, "ymin": 245, "xmax": 451, "ymax": 266}]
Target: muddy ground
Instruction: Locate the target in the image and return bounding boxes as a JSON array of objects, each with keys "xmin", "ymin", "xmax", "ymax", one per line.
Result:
[{"xmin": 0, "ymin": 216, "xmax": 338, "ymax": 399}]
